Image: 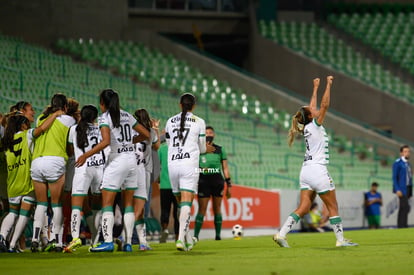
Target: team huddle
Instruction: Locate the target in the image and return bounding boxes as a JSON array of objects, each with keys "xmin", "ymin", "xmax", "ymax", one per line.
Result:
[{"xmin": 0, "ymin": 90, "xmax": 207, "ymax": 253}]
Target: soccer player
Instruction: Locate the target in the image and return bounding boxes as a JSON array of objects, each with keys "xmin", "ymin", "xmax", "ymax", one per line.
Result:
[
  {"xmin": 165, "ymin": 93, "xmax": 206, "ymax": 251},
  {"xmin": 132, "ymin": 109, "xmax": 160, "ymax": 251},
  {"xmin": 0, "ymin": 111, "xmax": 63, "ymax": 252},
  {"xmin": 274, "ymin": 76, "xmax": 358, "ymax": 248},
  {"xmin": 31, "ymin": 93, "xmax": 76, "ymax": 252},
  {"xmin": 75, "ymin": 89, "xmax": 149, "ymax": 252},
  {"xmin": 64, "ymin": 105, "xmax": 105, "ymax": 253},
  {"xmin": 0, "ymin": 112, "xmax": 8, "ymax": 220},
  {"xmin": 194, "ymin": 126, "xmax": 232, "ymax": 241}
]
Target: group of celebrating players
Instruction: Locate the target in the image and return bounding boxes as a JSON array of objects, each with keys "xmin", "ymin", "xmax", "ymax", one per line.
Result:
[{"xmin": 0, "ymin": 90, "xmax": 209, "ymax": 253}]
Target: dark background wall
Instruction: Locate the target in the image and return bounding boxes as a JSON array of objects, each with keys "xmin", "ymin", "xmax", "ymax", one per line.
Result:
[{"xmin": 0, "ymin": 0, "xmax": 128, "ymax": 46}]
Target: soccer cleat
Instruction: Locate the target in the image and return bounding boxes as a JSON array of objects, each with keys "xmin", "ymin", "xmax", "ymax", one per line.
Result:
[
  {"xmin": 159, "ymin": 229, "xmax": 169, "ymax": 243},
  {"xmin": 8, "ymin": 247, "xmax": 21, "ymax": 253},
  {"xmin": 336, "ymin": 239, "xmax": 358, "ymax": 247},
  {"xmin": 43, "ymin": 240, "xmax": 57, "ymax": 252},
  {"xmin": 63, "ymin": 238, "xmax": 82, "ymax": 253},
  {"xmin": 215, "ymin": 236, "xmax": 221, "ymax": 241},
  {"xmin": 123, "ymin": 244, "xmax": 132, "ymax": 252},
  {"xmin": 273, "ymin": 233, "xmax": 290, "ymax": 248},
  {"xmin": 54, "ymin": 246, "xmax": 63, "ymax": 253},
  {"xmin": 176, "ymin": 240, "xmax": 187, "ymax": 251},
  {"xmin": 139, "ymin": 244, "xmax": 152, "ymax": 251},
  {"xmin": 89, "ymin": 242, "xmax": 114, "ymax": 252},
  {"xmin": 115, "ymin": 237, "xmax": 124, "ymax": 252},
  {"xmin": 31, "ymin": 241, "xmax": 40, "ymax": 253},
  {"xmin": 0, "ymin": 235, "xmax": 7, "ymax": 252}
]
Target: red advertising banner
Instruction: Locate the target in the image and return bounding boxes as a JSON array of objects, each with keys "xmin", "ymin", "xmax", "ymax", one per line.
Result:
[{"xmin": 190, "ymin": 184, "xmax": 280, "ymax": 229}]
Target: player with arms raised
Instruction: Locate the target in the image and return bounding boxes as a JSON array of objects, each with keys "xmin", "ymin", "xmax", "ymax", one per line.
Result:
[{"xmin": 274, "ymin": 76, "xmax": 358, "ymax": 248}]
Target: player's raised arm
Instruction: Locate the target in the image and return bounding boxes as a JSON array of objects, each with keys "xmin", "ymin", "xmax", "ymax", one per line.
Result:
[
  {"xmin": 316, "ymin": 76, "xmax": 333, "ymax": 126},
  {"xmin": 309, "ymin": 78, "xmax": 320, "ymax": 114}
]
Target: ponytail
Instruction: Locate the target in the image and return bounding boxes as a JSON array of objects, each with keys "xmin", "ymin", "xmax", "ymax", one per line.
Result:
[
  {"xmin": 2, "ymin": 115, "xmax": 30, "ymax": 151},
  {"xmin": 287, "ymin": 107, "xmax": 311, "ymax": 147},
  {"xmin": 100, "ymin": 89, "xmax": 120, "ymax": 128},
  {"xmin": 40, "ymin": 93, "xmax": 67, "ymax": 121},
  {"xmin": 76, "ymin": 105, "xmax": 98, "ymax": 150},
  {"xmin": 287, "ymin": 112, "xmax": 303, "ymax": 147},
  {"xmin": 179, "ymin": 93, "xmax": 195, "ymax": 140}
]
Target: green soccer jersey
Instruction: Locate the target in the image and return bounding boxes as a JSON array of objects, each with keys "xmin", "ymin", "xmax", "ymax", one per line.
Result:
[
  {"xmin": 199, "ymin": 144, "xmax": 227, "ymax": 175},
  {"xmin": 158, "ymin": 143, "xmax": 171, "ymax": 189},
  {"xmin": 33, "ymin": 114, "xmax": 74, "ymax": 161},
  {"xmin": 6, "ymin": 130, "xmax": 34, "ymax": 198}
]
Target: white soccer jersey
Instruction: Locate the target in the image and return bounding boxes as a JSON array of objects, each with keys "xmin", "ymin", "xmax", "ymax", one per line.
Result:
[
  {"xmin": 68, "ymin": 123, "xmax": 106, "ymax": 167},
  {"xmin": 99, "ymin": 110, "xmax": 138, "ymax": 155},
  {"xmin": 165, "ymin": 112, "xmax": 206, "ymax": 167},
  {"xmin": 136, "ymin": 128, "xmax": 158, "ymax": 172},
  {"xmin": 303, "ymin": 119, "xmax": 329, "ymax": 166}
]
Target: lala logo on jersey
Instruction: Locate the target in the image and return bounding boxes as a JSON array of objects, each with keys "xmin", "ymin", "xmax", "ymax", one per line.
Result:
[
  {"xmin": 87, "ymin": 155, "xmax": 105, "ymax": 167},
  {"xmin": 171, "ymin": 147, "xmax": 190, "ymax": 161}
]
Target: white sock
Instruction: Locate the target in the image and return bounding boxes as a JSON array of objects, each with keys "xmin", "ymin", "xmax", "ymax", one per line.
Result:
[
  {"xmin": 123, "ymin": 212, "xmax": 135, "ymax": 245},
  {"xmin": 33, "ymin": 204, "xmax": 48, "ymax": 242},
  {"xmin": 0, "ymin": 212, "xmax": 17, "ymax": 239},
  {"xmin": 102, "ymin": 211, "xmax": 114, "ymax": 243},
  {"xmin": 178, "ymin": 204, "xmax": 191, "ymax": 243},
  {"xmin": 9, "ymin": 215, "xmax": 29, "ymax": 248},
  {"xmin": 70, "ymin": 208, "xmax": 82, "ymax": 240},
  {"xmin": 329, "ymin": 216, "xmax": 344, "ymax": 242},
  {"xmin": 135, "ymin": 220, "xmax": 147, "ymax": 246},
  {"xmin": 279, "ymin": 213, "xmax": 300, "ymax": 238},
  {"xmin": 93, "ymin": 210, "xmax": 102, "ymax": 245},
  {"xmin": 51, "ymin": 205, "xmax": 63, "ymax": 246}
]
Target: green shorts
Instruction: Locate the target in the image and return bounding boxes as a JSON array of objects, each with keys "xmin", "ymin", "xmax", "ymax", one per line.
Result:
[{"xmin": 367, "ymin": 215, "xmax": 381, "ymax": 226}]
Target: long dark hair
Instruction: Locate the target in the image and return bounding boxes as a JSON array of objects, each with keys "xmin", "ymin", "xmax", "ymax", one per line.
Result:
[
  {"xmin": 100, "ymin": 89, "xmax": 120, "ymax": 128},
  {"xmin": 2, "ymin": 115, "xmax": 30, "ymax": 152},
  {"xmin": 40, "ymin": 93, "xmax": 68, "ymax": 120},
  {"xmin": 134, "ymin": 109, "xmax": 151, "ymax": 132},
  {"xmin": 179, "ymin": 93, "xmax": 195, "ymax": 140},
  {"xmin": 76, "ymin": 105, "xmax": 98, "ymax": 150},
  {"xmin": 10, "ymin": 101, "xmax": 30, "ymax": 112}
]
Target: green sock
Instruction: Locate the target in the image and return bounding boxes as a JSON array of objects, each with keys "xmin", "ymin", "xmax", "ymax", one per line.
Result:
[
  {"xmin": 214, "ymin": 214, "xmax": 222, "ymax": 239},
  {"xmin": 194, "ymin": 214, "xmax": 204, "ymax": 238}
]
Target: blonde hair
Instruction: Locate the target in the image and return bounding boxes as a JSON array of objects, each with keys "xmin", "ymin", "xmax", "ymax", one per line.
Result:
[{"xmin": 288, "ymin": 111, "xmax": 304, "ymax": 147}]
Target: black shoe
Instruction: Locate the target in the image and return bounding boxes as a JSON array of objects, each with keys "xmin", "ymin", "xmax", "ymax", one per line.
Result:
[
  {"xmin": 31, "ymin": 241, "xmax": 40, "ymax": 253},
  {"xmin": 0, "ymin": 235, "xmax": 7, "ymax": 252},
  {"xmin": 215, "ymin": 236, "xmax": 221, "ymax": 241}
]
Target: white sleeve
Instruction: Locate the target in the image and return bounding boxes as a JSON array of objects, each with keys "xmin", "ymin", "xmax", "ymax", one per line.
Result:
[
  {"xmin": 198, "ymin": 119, "xmax": 206, "ymax": 154},
  {"xmin": 67, "ymin": 125, "xmax": 76, "ymax": 144},
  {"xmin": 165, "ymin": 121, "xmax": 171, "ymax": 147}
]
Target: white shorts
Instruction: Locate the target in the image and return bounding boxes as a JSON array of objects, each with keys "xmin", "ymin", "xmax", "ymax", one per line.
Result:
[
  {"xmin": 72, "ymin": 166, "xmax": 103, "ymax": 196},
  {"xmin": 31, "ymin": 156, "xmax": 66, "ymax": 183},
  {"xmin": 300, "ymin": 164, "xmax": 335, "ymax": 194},
  {"xmin": 9, "ymin": 190, "xmax": 36, "ymax": 206},
  {"xmin": 133, "ymin": 164, "xmax": 147, "ymax": 200},
  {"xmin": 64, "ymin": 156, "xmax": 75, "ymax": 192},
  {"xmin": 168, "ymin": 165, "xmax": 199, "ymax": 195},
  {"xmin": 101, "ymin": 153, "xmax": 137, "ymax": 192}
]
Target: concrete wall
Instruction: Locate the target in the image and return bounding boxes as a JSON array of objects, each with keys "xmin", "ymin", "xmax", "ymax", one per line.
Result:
[
  {"xmin": 248, "ymin": 29, "xmax": 414, "ymax": 143},
  {"xmin": 0, "ymin": 0, "xmax": 128, "ymax": 46},
  {"xmin": 127, "ymin": 9, "xmax": 249, "ymax": 35}
]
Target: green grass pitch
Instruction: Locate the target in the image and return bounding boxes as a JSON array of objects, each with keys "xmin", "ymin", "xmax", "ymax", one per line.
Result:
[{"xmin": 1, "ymin": 228, "xmax": 414, "ymax": 275}]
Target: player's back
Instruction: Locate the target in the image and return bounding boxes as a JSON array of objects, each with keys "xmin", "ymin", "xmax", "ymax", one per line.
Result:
[{"xmin": 165, "ymin": 112, "xmax": 205, "ymax": 167}]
